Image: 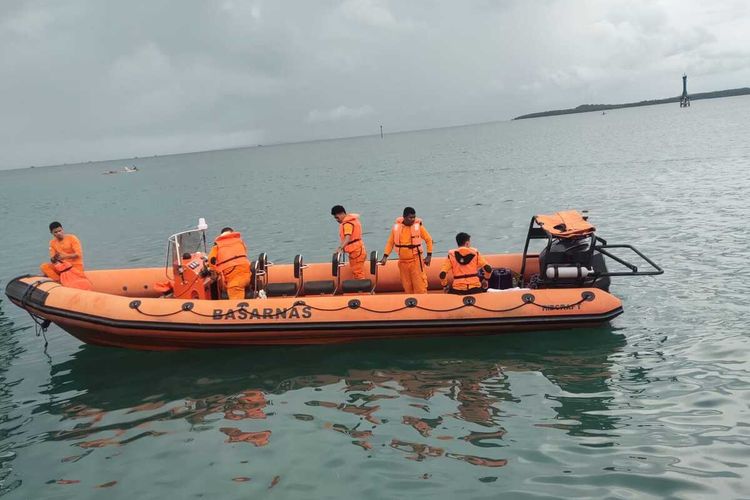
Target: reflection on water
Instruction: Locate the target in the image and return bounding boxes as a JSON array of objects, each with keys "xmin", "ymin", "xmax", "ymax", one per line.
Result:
[
  {"xmin": 0, "ymin": 300, "xmax": 27, "ymax": 496},
  {"xmin": 26, "ymin": 329, "xmax": 625, "ymax": 491}
]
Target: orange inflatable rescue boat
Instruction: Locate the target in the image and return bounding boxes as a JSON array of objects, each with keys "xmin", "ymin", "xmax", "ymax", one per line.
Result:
[{"xmin": 6, "ymin": 211, "xmax": 662, "ymax": 350}]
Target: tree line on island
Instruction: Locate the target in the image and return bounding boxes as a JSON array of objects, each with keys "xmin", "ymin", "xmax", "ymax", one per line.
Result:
[{"xmin": 513, "ymin": 87, "xmax": 750, "ymax": 120}]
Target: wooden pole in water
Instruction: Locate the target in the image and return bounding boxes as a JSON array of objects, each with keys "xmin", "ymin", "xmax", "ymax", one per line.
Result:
[{"xmin": 380, "ymin": 125, "xmax": 383, "ymax": 139}]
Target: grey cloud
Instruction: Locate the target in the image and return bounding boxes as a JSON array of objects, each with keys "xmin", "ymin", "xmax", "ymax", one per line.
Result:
[
  {"xmin": 307, "ymin": 105, "xmax": 376, "ymax": 123},
  {"xmin": 0, "ymin": 0, "xmax": 748, "ymax": 169}
]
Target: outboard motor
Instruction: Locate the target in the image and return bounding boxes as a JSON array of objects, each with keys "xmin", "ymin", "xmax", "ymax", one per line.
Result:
[
  {"xmin": 538, "ymin": 235, "xmax": 610, "ymax": 290},
  {"xmin": 539, "ymin": 236, "xmax": 593, "ymax": 276}
]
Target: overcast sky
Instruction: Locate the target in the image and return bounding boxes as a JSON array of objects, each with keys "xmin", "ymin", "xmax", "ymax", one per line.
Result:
[{"xmin": 1, "ymin": 0, "xmax": 748, "ymax": 170}]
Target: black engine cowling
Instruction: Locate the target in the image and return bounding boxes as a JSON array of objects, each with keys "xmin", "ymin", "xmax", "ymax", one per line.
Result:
[{"xmin": 538, "ymin": 236, "xmax": 610, "ymax": 291}]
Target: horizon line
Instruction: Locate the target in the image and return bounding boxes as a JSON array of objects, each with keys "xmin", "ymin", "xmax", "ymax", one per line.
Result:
[{"xmin": 2, "ymin": 116, "xmax": 511, "ymax": 173}]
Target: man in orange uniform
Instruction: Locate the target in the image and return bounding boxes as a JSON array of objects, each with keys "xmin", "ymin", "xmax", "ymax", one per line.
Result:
[
  {"xmin": 331, "ymin": 205, "xmax": 366, "ymax": 279},
  {"xmin": 208, "ymin": 227, "xmax": 251, "ymax": 300},
  {"xmin": 380, "ymin": 207, "xmax": 434, "ymax": 294},
  {"xmin": 40, "ymin": 221, "xmax": 86, "ymax": 281},
  {"xmin": 440, "ymin": 232, "xmax": 492, "ymax": 295}
]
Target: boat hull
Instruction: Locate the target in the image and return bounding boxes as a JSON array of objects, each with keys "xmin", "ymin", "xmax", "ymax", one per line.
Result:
[{"xmin": 6, "ymin": 270, "xmax": 622, "ymax": 351}]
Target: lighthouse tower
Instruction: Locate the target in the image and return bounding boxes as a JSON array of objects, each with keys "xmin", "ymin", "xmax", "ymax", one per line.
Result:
[{"xmin": 680, "ymin": 74, "xmax": 690, "ymax": 107}]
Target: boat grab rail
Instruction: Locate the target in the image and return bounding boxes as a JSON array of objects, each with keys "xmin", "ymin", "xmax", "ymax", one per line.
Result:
[
  {"xmin": 592, "ymin": 238, "xmax": 664, "ymax": 277},
  {"xmin": 332, "ymin": 252, "xmax": 344, "ymax": 294},
  {"xmin": 370, "ymin": 251, "xmax": 382, "ymax": 294},
  {"xmin": 253, "ymin": 253, "xmax": 307, "ymax": 297}
]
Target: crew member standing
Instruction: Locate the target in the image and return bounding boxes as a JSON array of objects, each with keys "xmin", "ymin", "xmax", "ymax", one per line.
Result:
[
  {"xmin": 380, "ymin": 207, "xmax": 433, "ymax": 294},
  {"xmin": 331, "ymin": 205, "xmax": 367, "ymax": 280},
  {"xmin": 208, "ymin": 227, "xmax": 251, "ymax": 300},
  {"xmin": 440, "ymin": 232, "xmax": 492, "ymax": 294},
  {"xmin": 40, "ymin": 221, "xmax": 85, "ymax": 281}
]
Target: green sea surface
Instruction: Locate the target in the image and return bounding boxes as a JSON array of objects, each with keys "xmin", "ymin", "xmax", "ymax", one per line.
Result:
[{"xmin": 0, "ymin": 96, "xmax": 749, "ymax": 499}]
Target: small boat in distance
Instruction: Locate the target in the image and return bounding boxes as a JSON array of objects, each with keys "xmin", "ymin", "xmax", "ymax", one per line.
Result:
[
  {"xmin": 103, "ymin": 165, "xmax": 138, "ymax": 175},
  {"xmin": 6, "ymin": 211, "xmax": 662, "ymax": 350}
]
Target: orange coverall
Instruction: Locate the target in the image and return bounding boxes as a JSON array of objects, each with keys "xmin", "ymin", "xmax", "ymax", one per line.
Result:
[
  {"xmin": 208, "ymin": 243, "xmax": 251, "ymax": 300},
  {"xmin": 41, "ymin": 234, "xmax": 84, "ymax": 281},
  {"xmin": 383, "ymin": 225, "xmax": 433, "ymax": 294},
  {"xmin": 341, "ymin": 219, "xmax": 366, "ymax": 279}
]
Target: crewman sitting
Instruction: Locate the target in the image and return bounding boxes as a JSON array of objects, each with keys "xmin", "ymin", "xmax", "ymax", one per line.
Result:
[
  {"xmin": 380, "ymin": 207, "xmax": 433, "ymax": 294},
  {"xmin": 440, "ymin": 232, "xmax": 492, "ymax": 295},
  {"xmin": 331, "ymin": 205, "xmax": 367, "ymax": 279},
  {"xmin": 40, "ymin": 221, "xmax": 87, "ymax": 282},
  {"xmin": 208, "ymin": 227, "xmax": 251, "ymax": 300}
]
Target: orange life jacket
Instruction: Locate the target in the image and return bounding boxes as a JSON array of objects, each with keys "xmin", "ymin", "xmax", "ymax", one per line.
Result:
[
  {"xmin": 392, "ymin": 217, "xmax": 423, "ymax": 259},
  {"xmin": 338, "ymin": 214, "xmax": 363, "ymax": 253},
  {"xmin": 448, "ymin": 247, "xmax": 482, "ymax": 289},
  {"xmin": 53, "ymin": 262, "xmax": 93, "ymax": 290},
  {"xmin": 214, "ymin": 232, "xmax": 250, "ymax": 274},
  {"xmin": 535, "ymin": 210, "xmax": 595, "ymax": 238}
]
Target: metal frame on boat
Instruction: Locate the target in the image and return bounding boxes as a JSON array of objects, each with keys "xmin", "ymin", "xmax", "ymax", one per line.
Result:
[{"xmin": 519, "ymin": 212, "xmax": 663, "ymax": 290}]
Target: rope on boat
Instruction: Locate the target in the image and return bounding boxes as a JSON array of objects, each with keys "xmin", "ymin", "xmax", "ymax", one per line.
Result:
[
  {"xmin": 20, "ymin": 279, "xmax": 57, "ymax": 347},
  {"xmin": 129, "ymin": 300, "xmax": 309, "ymax": 318},
  {"xmin": 128, "ymin": 291, "xmax": 596, "ymax": 319}
]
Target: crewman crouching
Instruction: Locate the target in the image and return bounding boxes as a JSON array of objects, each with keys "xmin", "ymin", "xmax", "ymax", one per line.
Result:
[
  {"xmin": 440, "ymin": 232, "xmax": 492, "ymax": 295},
  {"xmin": 208, "ymin": 227, "xmax": 251, "ymax": 300}
]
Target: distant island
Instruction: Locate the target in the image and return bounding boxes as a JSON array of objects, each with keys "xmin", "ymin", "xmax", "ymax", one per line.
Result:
[{"xmin": 513, "ymin": 87, "xmax": 750, "ymax": 120}]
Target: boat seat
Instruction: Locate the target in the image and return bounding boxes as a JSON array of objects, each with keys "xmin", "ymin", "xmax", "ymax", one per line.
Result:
[
  {"xmin": 303, "ymin": 280, "xmax": 336, "ymax": 295},
  {"xmin": 265, "ymin": 282, "xmax": 298, "ymax": 297},
  {"xmin": 251, "ymin": 253, "xmax": 305, "ymax": 298},
  {"xmin": 341, "ymin": 279, "xmax": 373, "ymax": 294}
]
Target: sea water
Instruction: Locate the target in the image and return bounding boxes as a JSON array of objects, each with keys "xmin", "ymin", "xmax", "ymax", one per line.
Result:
[{"xmin": 0, "ymin": 96, "xmax": 748, "ymax": 498}]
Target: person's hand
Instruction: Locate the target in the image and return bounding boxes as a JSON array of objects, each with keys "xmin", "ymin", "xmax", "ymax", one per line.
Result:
[
  {"xmin": 424, "ymin": 254, "xmax": 432, "ymax": 266},
  {"xmin": 336, "ymin": 246, "xmax": 344, "ymax": 255},
  {"xmin": 443, "ymin": 286, "xmax": 450, "ymax": 293},
  {"xmin": 379, "ymin": 256, "xmax": 388, "ymax": 266}
]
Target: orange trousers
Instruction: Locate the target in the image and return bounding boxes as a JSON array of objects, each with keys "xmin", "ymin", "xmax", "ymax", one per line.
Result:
[
  {"xmin": 40, "ymin": 262, "xmax": 92, "ymax": 290},
  {"xmin": 40, "ymin": 262, "xmax": 61, "ymax": 281},
  {"xmin": 398, "ymin": 259, "xmax": 428, "ymax": 294},
  {"xmin": 451, "ymin": 277, "xmax": 483, "ymax": 290},
  {"xmin": 348, "ymin": 244, "xmax": 366, "ymax": 280},
  {"xmin": 41, "ymin": 262, "xmax": 83, "ymax": 281},
  {"xmin": 223, "ymin": 266, "xmax": 251, "ymax": 300}
]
